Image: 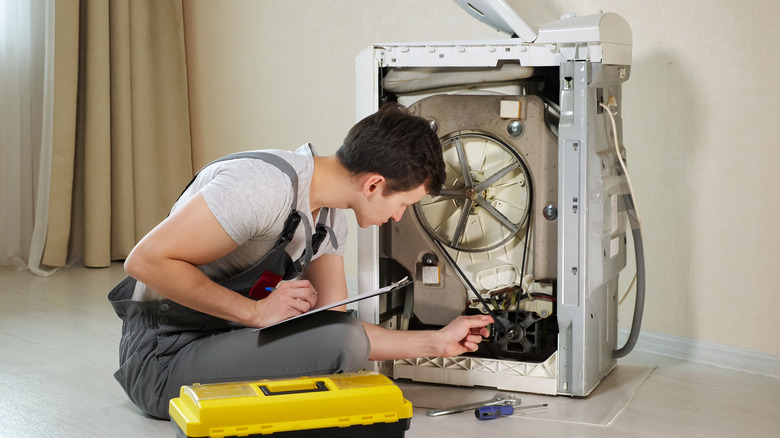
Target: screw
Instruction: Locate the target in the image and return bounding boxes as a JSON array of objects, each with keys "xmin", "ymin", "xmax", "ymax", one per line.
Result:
[
  {"xmin": 543, "ymin": 204, "xmax": 558, "ymax": 220},
  {"xmin": 507, "ymin": 120, "xmax": 523, "ymax": 137}
]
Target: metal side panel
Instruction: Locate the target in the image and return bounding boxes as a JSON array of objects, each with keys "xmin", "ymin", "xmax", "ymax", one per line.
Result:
[
  {"xmin": 556, "ymin": 60, "xmax": 585, "ymax": 395},
  {"xmin": 356, "ymin": 47, "xmax": 381, "ymax": 327},
  {"xmin": 557, "ymin": 60, "xmax": 627, "ymax": 396}
]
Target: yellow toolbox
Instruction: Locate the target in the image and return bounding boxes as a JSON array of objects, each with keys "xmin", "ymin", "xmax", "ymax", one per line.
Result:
[{"xmin": 169, "ymin": 372, "xmax": 413, "ymax": 437}]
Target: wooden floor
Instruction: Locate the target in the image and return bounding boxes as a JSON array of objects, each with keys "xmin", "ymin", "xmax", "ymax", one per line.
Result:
[{"xmin": 1, "ymin": 263, "xmax": 779, "ymax": 437}]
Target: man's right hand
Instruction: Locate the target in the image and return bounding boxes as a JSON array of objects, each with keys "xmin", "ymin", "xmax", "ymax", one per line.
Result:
[{"xmin": 250, "ymin": 280, "xmax": 318, "ymax": 328}]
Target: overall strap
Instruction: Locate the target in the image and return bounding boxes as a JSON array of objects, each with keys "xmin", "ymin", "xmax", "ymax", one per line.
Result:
[
  {"xmin": 312, "ymin": 207, "xmax": 338, "ymax": 254},
  {"xmin": 182, "ymin": 151, "xmax": 324, "ymax": 268},
  {"xmin": 180, "ymin": 151, "xmax": 299, "ymax": 210}
]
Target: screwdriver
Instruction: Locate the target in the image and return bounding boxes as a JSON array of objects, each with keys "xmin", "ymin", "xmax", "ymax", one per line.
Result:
[{"xmin": 475, "ymin": 403, "xmax": 549, "ymax": 420}]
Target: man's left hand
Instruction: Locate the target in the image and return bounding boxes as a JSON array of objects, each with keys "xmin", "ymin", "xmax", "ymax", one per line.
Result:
[{"xmin": 436, "ymin": 314, "xmax": 493, "ymax": 357}]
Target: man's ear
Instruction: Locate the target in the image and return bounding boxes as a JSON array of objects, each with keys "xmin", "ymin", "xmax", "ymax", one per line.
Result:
[{"xmin": 362, "ymin": 173, "xmax": 385, "ymax": 197}]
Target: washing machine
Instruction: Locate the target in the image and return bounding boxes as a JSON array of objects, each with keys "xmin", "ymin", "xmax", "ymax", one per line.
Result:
[{"xmin": 355, "ymin": 0, "xmax": 644, "ymax": 397}]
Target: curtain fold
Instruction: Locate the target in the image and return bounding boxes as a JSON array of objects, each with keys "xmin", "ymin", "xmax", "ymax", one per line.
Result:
[
  {"xmin": 42, "ymin": 0, "xmax": 193, "ymax": 268},
  {"xmin": 0, "ymin": 0, "xmax": 55, "ymax": 275},
  {"xmin": 28, "ymin": 0, "xmax": 56, "ymax": 276}
]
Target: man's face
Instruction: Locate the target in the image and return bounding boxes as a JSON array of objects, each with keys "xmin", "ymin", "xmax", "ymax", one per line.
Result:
[{"xmin": 357, "ymin": 184, "xmax": 428, "ymax": 228}]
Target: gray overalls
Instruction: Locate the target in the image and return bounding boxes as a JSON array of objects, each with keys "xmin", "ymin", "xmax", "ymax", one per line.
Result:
[{"xmin": 109, "ymin": 152, "xmax": 370, "ymax": 419}]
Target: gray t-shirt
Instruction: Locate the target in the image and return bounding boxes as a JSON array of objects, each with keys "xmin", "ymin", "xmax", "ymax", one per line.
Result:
[{"xmin": 132, "ymin": 144, "xmax": 347, "ymax": 301}]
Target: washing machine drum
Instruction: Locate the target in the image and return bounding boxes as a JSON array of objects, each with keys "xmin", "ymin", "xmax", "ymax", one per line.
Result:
[{"xmin": 416, "ymin": 131, "xmax": 531, "ymax": 253}]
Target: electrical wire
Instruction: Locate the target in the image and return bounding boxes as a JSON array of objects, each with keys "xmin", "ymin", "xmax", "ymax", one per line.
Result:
[
  {"xmin": 618, "ymin": 274, "xmax": 637, "ymax": 305},
  {"xmin": 529, "ymin": 293, "xmax": 556, "ymax": 301},
  {"xmin": 599, "ymin": 100, "xmax": 646, "ymax": 359},
  {"xmin": 601, "ymin": 101, "xmax": 647, "ymax": 312},
  {"xmin": 601, "ymin": 101, "xmax": 641, "ymax": 305},
  {"xmin": 600, "ymin": 101, "xmax": 643, "ymax": 233},
  {"xmin": 513, "ymin": 214, "xmax": 532, "ymax": 326}
]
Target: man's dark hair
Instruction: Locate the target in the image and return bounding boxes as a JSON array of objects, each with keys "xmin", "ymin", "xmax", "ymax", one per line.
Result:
[{"xmin": 337, "ymin": 103, "xmax": 445, "ymax": 195}]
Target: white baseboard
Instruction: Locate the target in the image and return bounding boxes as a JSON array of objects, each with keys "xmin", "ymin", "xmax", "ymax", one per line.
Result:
[{"xmin": 619, "ymin": 328, "xmax": 780, "ymax": 380}]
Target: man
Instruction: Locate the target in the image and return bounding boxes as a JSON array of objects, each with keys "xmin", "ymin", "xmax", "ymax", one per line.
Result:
[{"xmin": 109, "ymin": 103, "xmax": 493, "ymax": 419}]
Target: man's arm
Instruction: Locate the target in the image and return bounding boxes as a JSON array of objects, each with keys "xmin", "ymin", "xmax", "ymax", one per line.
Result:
[
  {"xmin": 362, "ymin": 315, "xmax": 493, "ymax": 361},
  {"xmin": 298, "ymin": 254, "xmax": 349, "ymax": 311},
  {"xmin": 124, "ymin": 193, "xmax": 317, "ymax": 328},
  {"xmin": 300, "ymin": 252, "xmax": 493, "ymax": 360}
]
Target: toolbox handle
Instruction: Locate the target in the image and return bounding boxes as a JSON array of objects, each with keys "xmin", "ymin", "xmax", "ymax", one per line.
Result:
[{"xmin": 258, "ymin": 381, "xmax": 329, "ymax": 396}]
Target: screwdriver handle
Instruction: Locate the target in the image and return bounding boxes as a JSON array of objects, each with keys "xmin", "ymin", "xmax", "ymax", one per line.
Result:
[{"xmin": 475, "ymin": 405, "xmax": 514, "ymax": 420}]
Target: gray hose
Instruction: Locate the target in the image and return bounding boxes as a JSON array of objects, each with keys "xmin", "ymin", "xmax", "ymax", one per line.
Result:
[{"xmin": 613, "ymin": 194, "xmax": 645, "ymax": 359}]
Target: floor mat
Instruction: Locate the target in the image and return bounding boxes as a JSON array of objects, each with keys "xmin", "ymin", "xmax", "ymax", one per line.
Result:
[{"xmin": 396, "ymin": 365, "xmax": 655, "ymax": 426}]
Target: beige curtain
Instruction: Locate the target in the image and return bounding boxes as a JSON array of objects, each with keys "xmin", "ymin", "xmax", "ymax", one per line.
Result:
[{"xmin": 43, "ymin": 0, "xmax": 193, "ymax": 268}]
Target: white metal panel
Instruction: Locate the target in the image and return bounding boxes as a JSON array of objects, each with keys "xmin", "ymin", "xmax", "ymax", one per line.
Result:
[
  {"xmin": 355, "ymin": 47, "xmax": 382, "ymax": 324},
  {"xmin": 535, "ymin": 12, "xmax": 632, "ymax": 45}
]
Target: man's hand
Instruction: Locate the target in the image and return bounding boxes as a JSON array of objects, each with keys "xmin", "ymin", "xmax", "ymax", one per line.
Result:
[
  {"xmin": 436, "ymin": 315, "xmax": 494, "ymax": 357},
  {"xmin": 250, "ymin": 280, "xmax": 319, "ymax": 328}
]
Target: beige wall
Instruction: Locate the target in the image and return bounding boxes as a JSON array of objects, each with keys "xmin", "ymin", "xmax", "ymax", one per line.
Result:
[{"xmin": 184, "ymin": 0, "xmax": 780, "ymax": 356}]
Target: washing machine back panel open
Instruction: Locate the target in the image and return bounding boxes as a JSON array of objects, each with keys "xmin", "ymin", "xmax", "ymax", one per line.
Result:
[{"xmin": 356, "ymin": 3, "xmax": 638, "ymax": 398}]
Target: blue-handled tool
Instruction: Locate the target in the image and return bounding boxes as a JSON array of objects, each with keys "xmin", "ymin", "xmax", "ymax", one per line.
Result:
[
  {"xmin": 475, "ymin": 403, "xmax": 549, "ymax": 420},
  {"xmin": 475, "ymin": 405, "xmax": 514, "ymax": 420}
]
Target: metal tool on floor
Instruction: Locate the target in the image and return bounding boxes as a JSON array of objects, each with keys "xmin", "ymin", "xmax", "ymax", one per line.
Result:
[{"xmin": 425, "ymin": 393, "xmax": 522, "ymax": 417}]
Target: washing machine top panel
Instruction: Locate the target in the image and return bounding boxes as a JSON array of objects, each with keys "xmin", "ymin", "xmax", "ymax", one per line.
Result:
[{"xmin": 370, "ymin": 7, "xmax": 632, "ymax": 67}]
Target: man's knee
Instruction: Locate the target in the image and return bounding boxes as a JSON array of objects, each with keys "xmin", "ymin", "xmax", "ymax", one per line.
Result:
[
  {"xmin": 305, "ymin": 311, "xmax": 370, "ymax": 372},
  {"xmin": 330, "ymin": 312, "xmax": 371, "ymax": 372}
]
